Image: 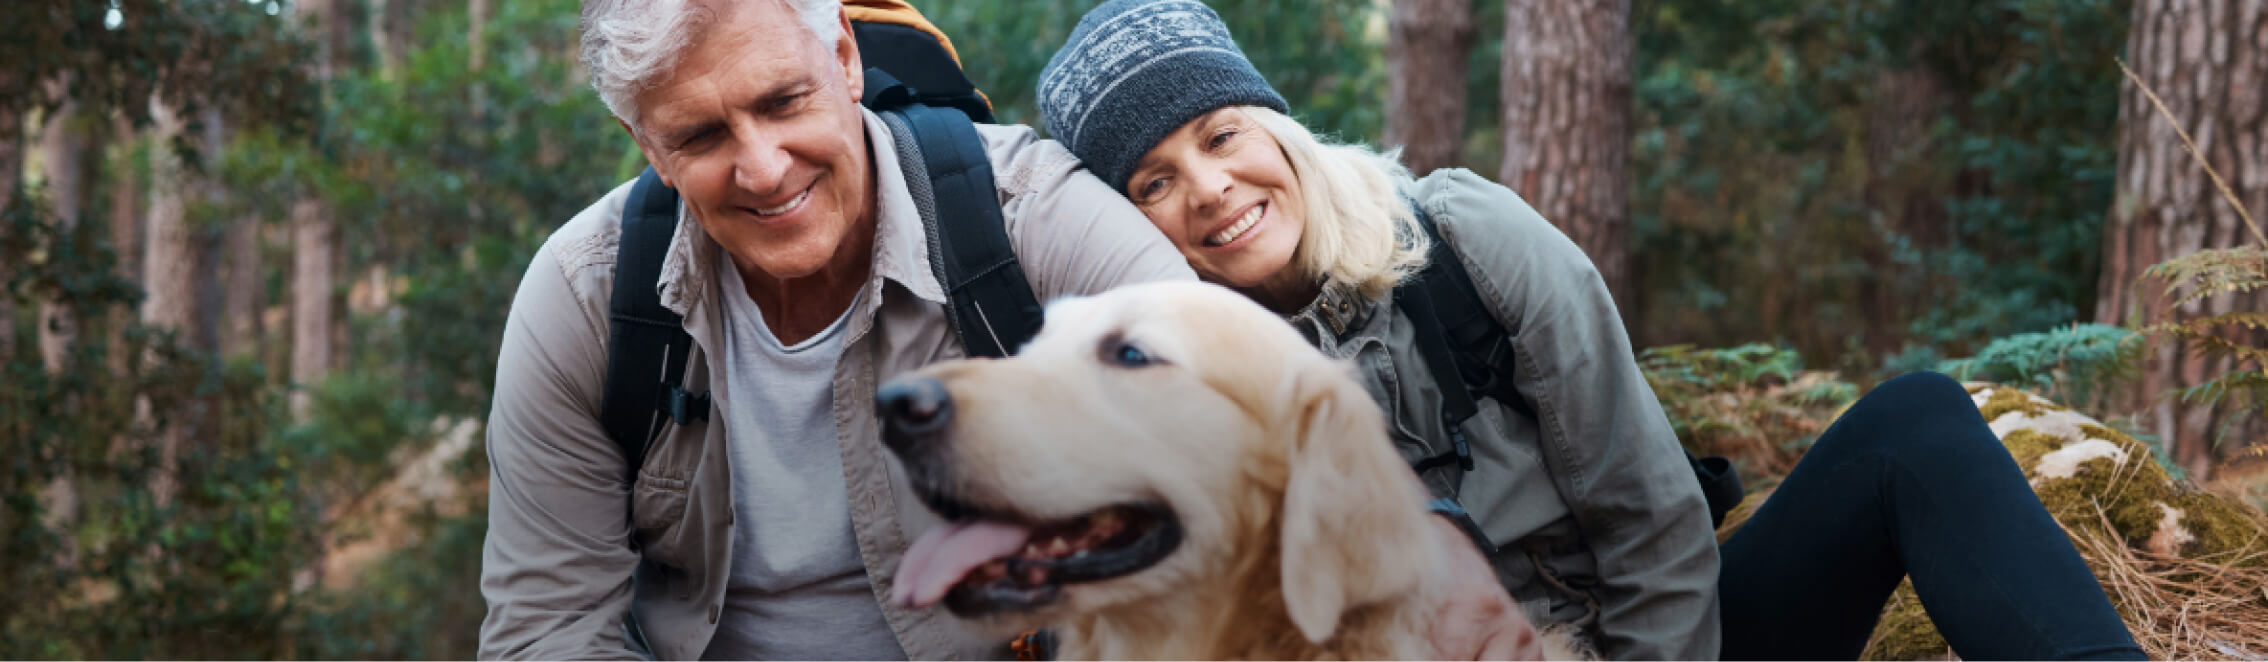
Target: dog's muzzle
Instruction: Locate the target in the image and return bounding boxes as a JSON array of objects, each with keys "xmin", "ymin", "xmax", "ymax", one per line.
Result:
[{"xmin": 878, "ymin": 375, "xmax": 953, "ymax": 455}]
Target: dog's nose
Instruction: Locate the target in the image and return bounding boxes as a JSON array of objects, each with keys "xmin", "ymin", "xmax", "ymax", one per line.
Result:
[{"xmin": 877, "ymin": 376, "xmax": 953, "ymax": 450}]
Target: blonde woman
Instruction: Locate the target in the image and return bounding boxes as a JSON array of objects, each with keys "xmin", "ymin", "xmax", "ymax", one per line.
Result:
[{"xmin": 1037, "ymin": 1, "xmax": 2145, "ymax": 659}]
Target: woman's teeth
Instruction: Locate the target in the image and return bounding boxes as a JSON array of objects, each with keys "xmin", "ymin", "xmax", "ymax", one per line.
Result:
[
  {"xmin": 1206, "ymin": 204, "xmax": 1265, "ymax": 247},
  {"xmin": 756, "ymin": 188, "xmax": 811, "ymax": 216}
]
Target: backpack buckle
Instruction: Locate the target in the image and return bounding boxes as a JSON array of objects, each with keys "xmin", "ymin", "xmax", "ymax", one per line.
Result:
[{"xmin": 667, "ymin": 387, "xmax": 710, "ymax": 425}]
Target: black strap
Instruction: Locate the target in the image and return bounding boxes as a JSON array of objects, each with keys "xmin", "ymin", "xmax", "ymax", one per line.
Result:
[
  {"xmin": 598, "ymin": 168, "xmax": 709, "ymax": 479},
  {"xmin": 1398, "ymin": 201, "xmax": 1742, "ymax": 528},
  {"xmin": 867, "ymin": 68, "xmax": 1043, "ymax": 358}
]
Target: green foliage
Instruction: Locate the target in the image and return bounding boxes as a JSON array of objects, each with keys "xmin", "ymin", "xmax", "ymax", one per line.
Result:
[
  {"xmin": 929, "ymin": 0, "xmax": 1386, "ymax": 144},
  {"xmin": 1625, "ymin": 0, "xmax": 2128, "ymax": 370},
  {"xmin": 2, "ymin": 192, "xmax": 318, "ymax": 660},
  {"xmin": 1937, "ymin": 322, "xmax": 2144, "ymax": 409},
  {"xmin": 2138, "ymin": 245, "xmax": 2268, "ymax": 448},
  {"xmin": 0, "ymin": 0, "xmax": 316, "ymax": 133},
  {"xmin": 1640, "ymin": 344, "xmax": 1858, "ymax": 483}
]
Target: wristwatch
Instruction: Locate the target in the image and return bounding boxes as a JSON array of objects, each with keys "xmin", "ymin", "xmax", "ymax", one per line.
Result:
[{"xmin": 1426, "ymin": 497, "xmax": 1495, "ymax": 553}]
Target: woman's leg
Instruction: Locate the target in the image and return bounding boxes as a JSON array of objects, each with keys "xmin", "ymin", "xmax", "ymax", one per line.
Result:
[{"xmin": 1717, "ymin": 372, "xmax": 2144, "ymax": 661}]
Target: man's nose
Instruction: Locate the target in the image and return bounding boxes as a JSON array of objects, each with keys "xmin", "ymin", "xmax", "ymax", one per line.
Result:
[
  {"xmin": 730, "ymin": 131, "xmax": 795, "ymax": 195},
  {"xmin": 877, "ymin": 375, "xmax": 954, "ymax": 453}
]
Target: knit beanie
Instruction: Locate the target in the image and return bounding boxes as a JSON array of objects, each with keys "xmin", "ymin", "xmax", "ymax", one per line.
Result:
[{"xmin": 1038, "ymin": 0, "xmax": 1290, "ymax": 195}]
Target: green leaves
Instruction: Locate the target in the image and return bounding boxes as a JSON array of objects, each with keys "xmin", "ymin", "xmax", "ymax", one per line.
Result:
[{"xmin": 1936, "ymin": 323, "xmax": 2143, "ymax": 407}]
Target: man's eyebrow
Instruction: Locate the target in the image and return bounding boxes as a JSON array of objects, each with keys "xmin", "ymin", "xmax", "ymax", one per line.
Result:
[{"xmin": 650, "ymin": 75, "xmax": 819, "ymax": 146}]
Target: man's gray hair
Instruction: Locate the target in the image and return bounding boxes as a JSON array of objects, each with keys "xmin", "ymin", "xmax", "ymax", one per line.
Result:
[{"xmin": 581, "ymin": 0, "xmax": 843, "ymax": 127}]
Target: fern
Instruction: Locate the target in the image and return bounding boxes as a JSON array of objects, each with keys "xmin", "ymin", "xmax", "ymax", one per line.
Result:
[
  {"xmin": 2136, "ymin": 244, "xmax": 2268, "ymax": 457},
  {"xmin": 2143, "ymin": 246, "xmax": 2268, "ymax": 308},
  {"xmin": 1937, "ymin": 323, "xmax": 2144, "ymax": 408}
]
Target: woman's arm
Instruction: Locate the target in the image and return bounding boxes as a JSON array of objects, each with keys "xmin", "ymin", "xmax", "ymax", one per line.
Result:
[{"xmin": 1415, "ymin": 168, "xmax": 1722, "ymax": 660}]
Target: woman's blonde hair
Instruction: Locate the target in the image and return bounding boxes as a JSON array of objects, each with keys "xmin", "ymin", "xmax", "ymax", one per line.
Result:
[{"xmin": 1240, "ymin": 106, "xmax": 1431, "ymax": 302}]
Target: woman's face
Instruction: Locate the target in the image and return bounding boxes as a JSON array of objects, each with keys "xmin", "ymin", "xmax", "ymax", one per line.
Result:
[{"xmin": 1125, "ymin": 107, "xmax": 1306, "ymax": 291}]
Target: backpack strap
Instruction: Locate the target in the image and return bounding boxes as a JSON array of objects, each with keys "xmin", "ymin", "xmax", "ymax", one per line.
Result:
[
  {"xmin": 1397, "ymin": 200, "xmax": 1742, "ymax": 528},
  {"xmin": 865, "ymin": 67, "xmax": 1044, "ymax": 358},
  {"xmin": 598, "ymin": 168, "xmax": 709, "ymax": 480}
]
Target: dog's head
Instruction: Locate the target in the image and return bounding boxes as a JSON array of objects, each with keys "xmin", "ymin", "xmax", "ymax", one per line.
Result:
[{"xmin": 879, "ymin": 281, "xmax": 1433, "ymax": 642}]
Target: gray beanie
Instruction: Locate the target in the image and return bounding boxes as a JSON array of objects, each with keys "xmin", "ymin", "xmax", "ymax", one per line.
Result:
[{"xmin": 1038, "ymin": 0, "xmax": 1289, "ymax": 195}]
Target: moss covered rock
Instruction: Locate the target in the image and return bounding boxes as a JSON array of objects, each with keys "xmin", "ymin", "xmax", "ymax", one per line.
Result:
[{"xmin": 1716, "ymin": 383, "xmax": 2268, "ymax": 659}]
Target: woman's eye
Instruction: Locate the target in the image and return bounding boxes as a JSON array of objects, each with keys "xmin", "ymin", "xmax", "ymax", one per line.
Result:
[
  {"xmin": 1207, "ymin": 127, "xmax": 1238, "ymax": 149},
  {"xmin": 1137, "ymin": 177, "xmax": 1168, "ymax": 202}
]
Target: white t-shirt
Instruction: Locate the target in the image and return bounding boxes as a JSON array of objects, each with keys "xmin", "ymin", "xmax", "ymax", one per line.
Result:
[{"xmin": 700, "ymin": 250, "xmax": 904, "ymax": 661}]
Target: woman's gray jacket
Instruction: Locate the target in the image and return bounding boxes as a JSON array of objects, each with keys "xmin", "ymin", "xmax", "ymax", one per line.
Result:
[{"xmin": 1285, "ymin": 168, "xmax": 1721, "ymax": 660}]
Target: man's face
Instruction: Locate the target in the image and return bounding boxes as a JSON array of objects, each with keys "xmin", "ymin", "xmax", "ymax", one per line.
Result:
[{"xmin": 627, "ymin": 0, "xmax": 871, "ymax": 285}]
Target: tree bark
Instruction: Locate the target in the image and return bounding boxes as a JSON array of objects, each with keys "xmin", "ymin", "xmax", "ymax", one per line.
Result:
[
  {"xmin": 142, "ymin": 95, "xmax": 194, "ymax": 506},
  {"xmin": 1, "ymin": 73, "xmax": 23, "ymax": 361},
  {"xmin": 38, "ymin": 90, "xmax": 96, "ymax": 373},
  {"xmin": 469, "ymin": 0, "xmax": 490, "ymax": 73},
  {"xmin": 107, "ymin": 113, "xmax": 142, "ymax": 377},
  {"xmin": 2095, "ymin": 0, "xmax": 2268, "ymax": 480},
  {"xmin": 1498, "ymin": 0, "xmax": 1635, "ymax": 316},
  {"xmin": 1385, "ymin": 0, "xmax": 1474, "ymax": 174},
  {"xmin": 1859, "ymin": 65, "xmax": 1951, "ymax": 358},
  {"xmin": 292, "ymin": 0, "xmax": 343, "ymax": 417}
]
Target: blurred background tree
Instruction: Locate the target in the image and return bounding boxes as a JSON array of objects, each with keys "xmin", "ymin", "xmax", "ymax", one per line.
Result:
[{"xmin": 3, "ymin": 0, "xmax": 2263, "ymax": 657}]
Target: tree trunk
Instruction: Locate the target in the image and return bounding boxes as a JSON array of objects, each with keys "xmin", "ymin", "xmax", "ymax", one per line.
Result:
[
  {"xmin": 291, "ymin": 199, "xmax": 333, "ymax": 415},
  {"xmin": 107, "ymin": 113, "xmax": 142, "ymax": 377},
  {"xmin": 292, "ymin": 0, "xmax": 343, "ymax": 418},
  {"xmin": 2095, "ymin": 0, "xmax": 2268, "ymax": 480},
  {"xmin": 1385, "ymin": 0, "xmax": 1474, "ymax": 174},
  {"xmin": 192, "ymin": 106, "xmax": 229, "ymax": 354},
  {"xmin": 469, "ymin": 0, "xmax": 490, "ymax": 73},
  {"xmin": 369, "ymin": 0, "xmax": 403, "ymax": 81},
  {"xmin": 1498, "ymin": 0, "xmax": 1635, "ymax": 316},
  {"xmin": 1, "ymin": 75, "xmax": 23, "ymax": 360},
  {"xmin": 1859, "ymin": 65, "xmax": 1951, "ymax": 358},
  {"xmin": 220, "ymin": 218, "xmax": 263, "ymax": 359},
  {"xmin": 37, "ymin": 91, "xmax": 96, "ymax": 372},
  {"xmin": 142, "ymin": 96, "xmax": 195, "ymax": 506}
]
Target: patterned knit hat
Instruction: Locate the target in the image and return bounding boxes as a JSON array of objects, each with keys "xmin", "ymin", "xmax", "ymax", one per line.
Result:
[{"xmin": 1038, "ymin": 0, "xmax": 1289, "ymax": 194}]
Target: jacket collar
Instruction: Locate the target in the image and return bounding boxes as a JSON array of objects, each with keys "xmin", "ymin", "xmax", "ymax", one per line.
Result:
[
  {"xmin": 1289, "ymin": 279, "xmax": 1379, "ymax": 342},
  {"xmin": 653, "ymin": 107, "xmax": 949, "ymax": 319}
]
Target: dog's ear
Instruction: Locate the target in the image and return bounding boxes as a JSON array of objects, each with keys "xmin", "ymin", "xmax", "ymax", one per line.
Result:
[{"xmin": 1277, "ymin": 359, "xmax": 1433, "ymax": 645}]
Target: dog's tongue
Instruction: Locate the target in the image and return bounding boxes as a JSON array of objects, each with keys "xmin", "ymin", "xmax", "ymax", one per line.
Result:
[{"xmin": 893, "ymin": 520, "xmax": 1032, "ymax": 609}]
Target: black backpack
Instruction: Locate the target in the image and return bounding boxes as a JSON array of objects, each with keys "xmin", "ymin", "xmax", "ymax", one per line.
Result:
[
  {"xmin": 597, "ymin": 26, "xmax": 1037, "ymax": 474},
  {"xmin": 594, "ymin": 16, "xmax": 1740, "ymax": 531},
  {"xmin": 1395, "ymin": 205, "xmax": 1744, "ymax": 529}
]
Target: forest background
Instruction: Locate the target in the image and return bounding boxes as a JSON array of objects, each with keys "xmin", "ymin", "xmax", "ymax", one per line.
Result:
[{"xmin": 2, "ymin": 0, "xmax": 2264, "ymax": 657}]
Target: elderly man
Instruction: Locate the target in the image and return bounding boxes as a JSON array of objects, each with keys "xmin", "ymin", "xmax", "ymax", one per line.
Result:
[
  {"xmin": 481, "ymin": 0, "xmax": 1544, "ymax": 659},
  {"xmin": 476, "ymin": 0, "xmax": 1193, "ymax": 659}
]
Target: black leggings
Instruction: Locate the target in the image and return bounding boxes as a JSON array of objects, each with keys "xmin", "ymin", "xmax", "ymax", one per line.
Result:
[{"xmin": 1717, "ymin": 372, "xmax": 2146, "ymax": 660}]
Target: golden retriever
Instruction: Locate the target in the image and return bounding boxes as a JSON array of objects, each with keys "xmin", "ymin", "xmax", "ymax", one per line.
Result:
[{"xmin": 876, "ymin": 281, "xmax": 1576, "ymax": 660}]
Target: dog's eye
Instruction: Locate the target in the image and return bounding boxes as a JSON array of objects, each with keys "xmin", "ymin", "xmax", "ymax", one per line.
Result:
[{"xmin": 1107, "ymin": 340, "xmax": 1157, "ymax": 367}]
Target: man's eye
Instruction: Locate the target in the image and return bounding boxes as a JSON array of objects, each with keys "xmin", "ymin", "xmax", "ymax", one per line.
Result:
[
  {"xmin": 766, "ymin": 93, "xmax": 805, "ymax": 114},
  {"xmin": 675, "ymin": 128, "xmax": 719, "ymax": 150}
]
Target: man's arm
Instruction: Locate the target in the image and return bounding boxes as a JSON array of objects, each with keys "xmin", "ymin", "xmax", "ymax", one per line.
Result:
[
  {"xmin": 980, "ymin": 124, "xmax": 1198, "ymax": 298},
  {"xmin": 479, "ymin": 237, "xmax": 644, "ymax": 661},
  {"xmin": 1425, "ymin": 169, "xmax": 1722, "ymax": 660}
]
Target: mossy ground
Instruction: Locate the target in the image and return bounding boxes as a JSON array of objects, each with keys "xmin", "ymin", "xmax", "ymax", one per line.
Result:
[{"xmin": 1718, "ymin": 383, "xmax": 2268, "ymax": 659}]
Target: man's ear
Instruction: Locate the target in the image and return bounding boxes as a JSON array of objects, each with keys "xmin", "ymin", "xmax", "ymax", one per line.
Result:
[
  {"xmin": 1277, "ymin": 359, "xmax": 1432, "ymax": 644},
  {"xmin": 618, "ymin": 118, "xmax": 674, "ymax": 188},
  {"xmin": 834, "ymin": 7, "xmax": 864, "ymax": 101}
]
